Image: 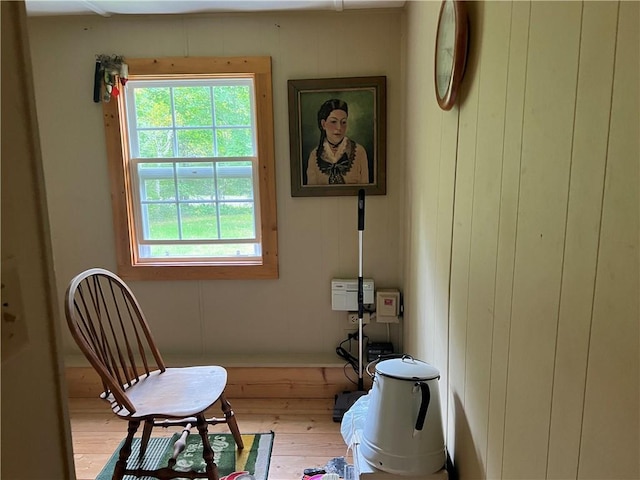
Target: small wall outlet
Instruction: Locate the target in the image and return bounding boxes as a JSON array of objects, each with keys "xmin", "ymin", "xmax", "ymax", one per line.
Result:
[{"xmin": 347, "ymin": 312, "xmax": 370, "ymax": 325}]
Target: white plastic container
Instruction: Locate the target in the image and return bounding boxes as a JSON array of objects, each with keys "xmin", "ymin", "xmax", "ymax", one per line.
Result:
[{"xmin": 360, "ymin": 356, "xmax": 446, "ymax": 475}]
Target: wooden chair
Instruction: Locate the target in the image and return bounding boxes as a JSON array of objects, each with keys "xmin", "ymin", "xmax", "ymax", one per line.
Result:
[{"xmin": 65, "ymin": 268, "xmax": 243, "ymax": 480}]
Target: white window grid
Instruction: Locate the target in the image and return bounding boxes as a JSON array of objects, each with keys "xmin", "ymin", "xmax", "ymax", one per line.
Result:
[{"xmin": 123, "ymin": 77, "xmax": 262, "ymax": 260}]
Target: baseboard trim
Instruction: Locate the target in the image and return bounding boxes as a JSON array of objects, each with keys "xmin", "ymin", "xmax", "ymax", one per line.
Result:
[{"xmin": 66, "ymin": 365, "xmax": 372, "ymax": 399}]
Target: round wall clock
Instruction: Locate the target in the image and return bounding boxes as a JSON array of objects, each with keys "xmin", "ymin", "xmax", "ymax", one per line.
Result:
[{"xmin": 434, "ymin": 0, "xmax": 469, "ymax": 111}]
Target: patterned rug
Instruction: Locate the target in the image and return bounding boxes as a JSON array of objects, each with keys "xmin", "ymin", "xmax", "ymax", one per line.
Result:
[{"xmin": 96, "ymin": 432, "xmax": 274, "ymax": 480}]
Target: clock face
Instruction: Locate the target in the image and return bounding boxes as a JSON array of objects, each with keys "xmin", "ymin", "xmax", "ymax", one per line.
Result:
[{"xmin": 436, "ymin": 0, "xmax": 456, "ymax": 99}]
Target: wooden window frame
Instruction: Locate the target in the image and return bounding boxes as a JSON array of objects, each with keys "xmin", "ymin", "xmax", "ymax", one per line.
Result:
[{"xmin": 103, "ymin": 56, "xmax": 278, "ymax": 280}]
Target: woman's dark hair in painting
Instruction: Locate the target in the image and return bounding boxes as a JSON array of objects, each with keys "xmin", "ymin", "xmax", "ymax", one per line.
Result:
[{"xmin": 317, "ymin": 98, "xmax": 348, "ymax": 129}]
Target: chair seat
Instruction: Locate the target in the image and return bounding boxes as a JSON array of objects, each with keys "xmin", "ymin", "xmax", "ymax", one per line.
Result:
[
  {"xmin": 66, "ymin": 268, "xmax": 244, "ymax": 479},
  {"xmin": 111, "ymin": 366, "xmax": 228, "ymax": 419}
]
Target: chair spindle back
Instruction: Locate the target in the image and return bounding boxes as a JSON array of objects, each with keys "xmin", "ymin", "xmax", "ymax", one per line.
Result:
[{"xmin": 65, "ymin": 268, "xmax": 165, "ymax": 413}]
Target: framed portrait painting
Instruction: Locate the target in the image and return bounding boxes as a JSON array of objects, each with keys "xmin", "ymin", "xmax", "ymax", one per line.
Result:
[{"xmin": 288, "ymin": 76, "xmax": 386, "ymax": 197}]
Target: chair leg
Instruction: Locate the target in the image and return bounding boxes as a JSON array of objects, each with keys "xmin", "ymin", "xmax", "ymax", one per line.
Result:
[
  {"xmin": 112, "ymin": 420, "xmax": 139, "ymax": 480},
  {"xmin": 219, "ymin": 392, "xmax": 244, "ymax": 450},
  {"xmin": 196, "ymin": 414, "xmax": 219, "ymax": 480},
  {"xmin": 140, "ymin": 419, "xmax": 154, "ymax": 457}
]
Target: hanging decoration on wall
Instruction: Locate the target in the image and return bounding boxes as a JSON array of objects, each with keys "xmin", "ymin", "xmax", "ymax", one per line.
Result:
[{"xmin": 93, "ymin": 54, "xmax": 128, "ymax": 103}]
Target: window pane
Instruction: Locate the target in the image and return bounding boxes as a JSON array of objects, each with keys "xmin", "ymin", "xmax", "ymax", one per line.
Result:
[
  {"xmin": 214, "ymin": 86, "xmax": 251, "ymax": 126},
  {"xmin": 138, "ymin": 130, "xmax": 175, "ymax": 158},
  {"xmin": 219, "ymin": 177, "xmax": 253, "ymax": 200},
  {"xmin": 144, "ymin": 204, "xmax": 178, "ymax": 240},
  {"xmin": 180, "ymin": 203, "xmax": 218, "ymax": 239},
  {"xmin": 135, "ymin": 88, "xmax": 172, "ymax": 127},
  {"xmin": 142, "ymin": 243, "xmax": 260, "ymax": 259},
  {"xmin": 177, "ymin": 129, "xmax": 214, "ymax": 157},
  {"xmin": 174, "ymin": 86, "xmax": 212, "ymax": 127},
  {"xmin": 142, "ymin": 179, "xmax": 176, "ymax": 201},
  {"xmin": 216, "ymin": 128, "xmax": 253, "ymax": 156},
  {"xmin": 219, "ymin": 202, "xmax": 255, "ymax": 239},
  {"xmin": 177, "ymin": 163, "xmax": 215, "ymax": 201},
  {"xmin": 139, "ymin": 164, "xmax": 176, "ymax": 200}
]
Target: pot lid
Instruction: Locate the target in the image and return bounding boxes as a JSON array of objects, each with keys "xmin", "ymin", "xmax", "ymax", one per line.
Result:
[{"xmin": 375, "ymin": 356, "xmax": 440, "ymax": 380}]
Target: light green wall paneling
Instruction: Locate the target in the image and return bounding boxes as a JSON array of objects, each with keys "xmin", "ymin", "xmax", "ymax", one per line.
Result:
[
  {"xmin": 403, "ymin": 0, "xmax": 638, "ymax": 479},
  {"xmin": 502, "ymin": 1, "xmax": 582, "ymax": 476},
  {"xmin": 578, "ymin": 1, "xmax": 639, "ymax": 477},
  {"xmin": 485, "ymin": 2, "xmax": 530, "ymax": 479},
  {"xmin": 461, "ymin": 1, "xmax": 512, "ymax": 476},
  {"xmin": 546, "ymin": 2, "xmax": 618, "ymax": 478}
]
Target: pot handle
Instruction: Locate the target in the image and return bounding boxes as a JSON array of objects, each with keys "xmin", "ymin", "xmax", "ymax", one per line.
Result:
[
  {"xmin": 365, "ymin": 353, "xmax": 408, "ymax": 378},
  {"xmin": 365, "ymin": 359, "xmax": 378, "ymax": 378},
  {"xmin": 414, "ymin": 381, "xmax": 430, "ymax": 434}
]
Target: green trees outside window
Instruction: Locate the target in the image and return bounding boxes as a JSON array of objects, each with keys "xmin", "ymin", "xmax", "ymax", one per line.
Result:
[{"xmin": 126, "ymin": 79, "xmax": 259, "ymax": 259}]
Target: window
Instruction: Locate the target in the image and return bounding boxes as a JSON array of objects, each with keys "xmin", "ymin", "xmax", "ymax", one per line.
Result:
[{"xmin": 103, "ymin": 57, "xmax": 278, "ymax": 280}]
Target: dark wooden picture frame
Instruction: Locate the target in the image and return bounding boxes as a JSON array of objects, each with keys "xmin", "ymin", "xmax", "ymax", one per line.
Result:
[{"xmin": 288, "ymin": 76, "xmax": 387, "ymax": 197}]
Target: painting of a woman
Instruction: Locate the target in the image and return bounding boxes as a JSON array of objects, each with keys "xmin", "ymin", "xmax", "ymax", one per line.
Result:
[
  {"xmin": 288, "ymin": 76, "xmax": 386, "ymax": 197},
  {"xmin": 306, "ymin": 99, "xmax": 369, "ymax": 185}
]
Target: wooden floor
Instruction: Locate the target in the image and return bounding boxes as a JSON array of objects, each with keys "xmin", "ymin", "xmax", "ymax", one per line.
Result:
[{"xmin": 69, "ymin": 396, "xmax": 353, "ymax": 480}]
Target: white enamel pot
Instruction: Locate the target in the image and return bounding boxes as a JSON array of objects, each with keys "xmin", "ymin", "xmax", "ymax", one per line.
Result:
[{"xmin": 361, "ymin": 355, "xmax": 446, "ymax": 475}]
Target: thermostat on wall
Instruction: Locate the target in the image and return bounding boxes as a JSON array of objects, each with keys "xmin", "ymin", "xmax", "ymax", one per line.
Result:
[{"xmin": 376, "ymin": 288, "xmax": 400, "ymax": 323}]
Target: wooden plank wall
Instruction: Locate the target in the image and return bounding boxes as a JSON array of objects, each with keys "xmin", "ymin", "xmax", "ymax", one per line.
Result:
[
  {"xmin": 452, "ymin": 2, "xmax": 638, "ymax": 479},
  {"xmin": 403, "ymin": 1, "xmax": 638, "ymax": 479},
  {"xmin": 576, "ymin": 1, "xmax": 639, "ymax": 476},
  {"xmin": 500, "ymin": 2, "xmax": 583, "ymax": 476}
]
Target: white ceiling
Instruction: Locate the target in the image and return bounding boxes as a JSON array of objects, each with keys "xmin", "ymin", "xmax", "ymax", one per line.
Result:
[{"xmin": 25, "ymin": 0, "xmax": 406, "ymax": 17}]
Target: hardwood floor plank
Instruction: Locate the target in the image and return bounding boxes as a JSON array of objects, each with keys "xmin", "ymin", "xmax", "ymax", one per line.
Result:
[
  {"xmin": 73, "ymin": 454, "xmax": 112, "ymax": 480},
  {"xmin": 71, "ymin": 413, "xmax": 341, "ymax": 434},
  {"xmin": 68, "ymin": 396, "xmax": 352, "ymax": 479}
]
